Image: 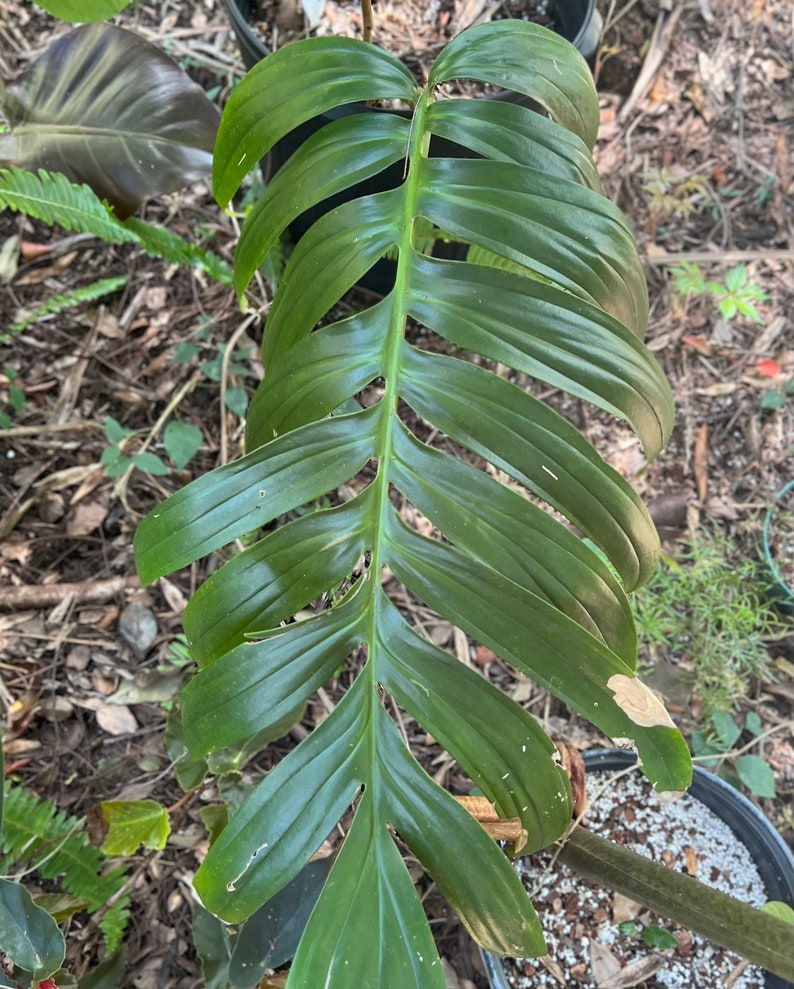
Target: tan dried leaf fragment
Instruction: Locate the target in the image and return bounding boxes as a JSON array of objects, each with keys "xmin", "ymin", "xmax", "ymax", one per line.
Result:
[{"xmin": 607, "ymin": 674, "xmax": 677, "ymax": 730}]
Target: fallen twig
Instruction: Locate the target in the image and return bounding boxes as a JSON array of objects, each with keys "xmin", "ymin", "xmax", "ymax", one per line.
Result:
[
  {"xmin": 0, "ymin": 575, "xmax": 140, "ymax": 611},
  {"xmin": 646, "ymin": 247, "xmax": 794, "ymax": 266},
  {"xmin": 618, "ymin": 5, "xmax": 685, "ymax": 122}
]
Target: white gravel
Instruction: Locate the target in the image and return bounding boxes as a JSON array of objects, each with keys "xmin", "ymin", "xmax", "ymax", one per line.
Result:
[{"xmin": 504, "ymin": 767, "xmax": 767, "ymax": 989}]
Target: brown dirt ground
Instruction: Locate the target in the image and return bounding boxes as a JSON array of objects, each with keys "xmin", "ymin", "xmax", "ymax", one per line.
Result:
[{"xmin": 1, "ymin": 0, "xmax": 793, "ymax": 986}]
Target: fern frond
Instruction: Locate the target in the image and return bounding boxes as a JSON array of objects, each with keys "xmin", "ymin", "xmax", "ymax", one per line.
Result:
[
  {"xmin": 0, "ymin": 166, "xmax": 233, "ymax": 287},
  {"xmin": 100, "ymin": 899, "xmax": 132, "ymax": 955},
  {"xmin": 0, "ymin": 166, "xmax": 139, "ymax": 243},
  {"xmin": 3, "ymin": 275, "xmax": 129, "ymax": 344},
  {"xmin": 124, "ymin": 217, "xmax": 233, "ymax": 287},
  {"xmin": 0, "ymin": 781, "xmax": 131, "ymax": 950}
]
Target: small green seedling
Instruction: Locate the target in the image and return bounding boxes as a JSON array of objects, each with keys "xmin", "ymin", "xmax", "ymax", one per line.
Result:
[
  {"xmin": 670, "ymin": 262, "xmax": 768, "ymax": 323},
  {"xmin": 760, "ymin": 378, "xmax": 794, "ymax": 412},
  {"xmin": 100, "ymin": 415, "xmax": 202, "ymax": 477},
  {"xmin": 691, "ymin": 710, "xmax": 776, "ymax": 799},
  {"xmin": 617, "ymin": 920, "xmax": 679, "ymax": 950},
  {"xmin": 0, "ymin": 364, "xmax": 25, "ymax": 428}
]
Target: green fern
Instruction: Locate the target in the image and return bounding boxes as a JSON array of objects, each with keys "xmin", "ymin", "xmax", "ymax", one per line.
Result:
[
  {"xmin": 0, "ymin": 781, "xmax": 131, "ymax": 952},
  {"xmin": 0, "ymin": 166, "xmax": 232, "ymax": 286},
  {"xmin": 0, "ymin": 165, "xmax": 140, "ymax": 242},
  {"xmin": 3, "ymin": 275, "xmax": 129, "ymax": 344}
]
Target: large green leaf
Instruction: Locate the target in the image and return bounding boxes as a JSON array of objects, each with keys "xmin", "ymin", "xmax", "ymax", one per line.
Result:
[
  {"xmin": 135, "ymin": 20, "xmax": 691, "ymax": 989},
  {"xmin": 0, "ymin": 24, "xmax": 219, "ymax": 218},
  {"xmin": 0, "ymin": 878, "xmax": 65, "ymax": 981}
]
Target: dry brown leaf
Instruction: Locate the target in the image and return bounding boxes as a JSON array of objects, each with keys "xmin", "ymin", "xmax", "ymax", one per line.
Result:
[
  {"xmin": 598, "ymin": 951, "xmax": 671, "ymax": 988},
  {"xmin": 693, "ymin": 423, "xmax": 709, "ymax": 502},
  {"xmin": 66, "ymin": 501, "xmax": 109, "ymax": 536},
  {"xmin": 159, "ymin": 576, "xmax": 188, "ymax": 614},
  {"xmin": 93, "ymin": 700, "xmax": 138, "ymax": 736},
  {"xmin": 589, "ymin": 938, "xmax": 622, "ymax": 986},
  {"xmin": 607, "ymin": 675, "xmax": 677, "ymax": 730},
  {"xmin": 611, "ymin": 891, "xmax": 644, "ymax": 924},
  {"xmin": 555, "ymin": 739, "xmax": 587, "ymax": 818},
  {"xmin": 537, "ymin": 954, "xmax": 567, "ymax": 985},
  {"xmin": 36, "ymin": 696, "xmax": 74, "ymax": 721}
]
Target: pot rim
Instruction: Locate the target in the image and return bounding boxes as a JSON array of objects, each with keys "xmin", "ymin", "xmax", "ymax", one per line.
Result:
[
  {"xmin": 482, "ymin": 748, "xmax": 794, "ymax": 989},
  {"xmin": 221, "ymin": 0, "xmax": 601, "ymax": 69}
]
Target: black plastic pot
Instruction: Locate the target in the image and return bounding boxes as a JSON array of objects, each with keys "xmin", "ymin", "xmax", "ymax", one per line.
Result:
[
  {"xmin": 483, "ymin": 748, "xmax": 794, "ymax": 989},
  {"xmin": 221, "ymin": 0, "xmax": 602, "ymax": 293},
  {"xmin": 223, "ymin": 0, "xmax": 602, "ymax": 72}
]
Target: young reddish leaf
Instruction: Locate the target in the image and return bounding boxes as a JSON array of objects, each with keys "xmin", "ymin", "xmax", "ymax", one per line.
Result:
[{"xmin": 757, "ymin": 358, "xmax": 781, "ymax": 378}]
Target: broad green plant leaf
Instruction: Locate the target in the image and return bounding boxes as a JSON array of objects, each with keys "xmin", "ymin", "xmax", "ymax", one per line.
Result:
[
  {"xmin": 192, "ymin": 859, "xmax": 332, "ymax": 989},
  {"xmin": 135, "ymin": 20, "xmax": 691, "ymax": 989},
  {"xmin": 163, "ymin": 420, "xmax": 204, "ymax": 471},
  {"xmin": 98, "ymin": 800, "xmax": 170, "ymax": 855},
  {"xmin": 0, "ymin": 24, "xmax": 219, "ymax": 218},
  {"xmin": 0, "ymin": 878, "xmax": 65, "ymax": 981},
  {"xmin": 35, "ymin": 0, "xmax": 129, "ymax": 20}
]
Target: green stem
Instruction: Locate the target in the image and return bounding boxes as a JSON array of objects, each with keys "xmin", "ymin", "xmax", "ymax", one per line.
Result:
[
  {"xmin": 557, "ymin": 826, "xmax": 794, "ymax": 982},
  {"xmin": 361, "ymin": 0, "xmax": 373, "ymax": 43}
]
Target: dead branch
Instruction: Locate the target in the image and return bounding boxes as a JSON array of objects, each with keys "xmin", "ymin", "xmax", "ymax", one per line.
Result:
[{"xmin": 0, "ymin": 575, "xmax": 140, "ymax": 611}]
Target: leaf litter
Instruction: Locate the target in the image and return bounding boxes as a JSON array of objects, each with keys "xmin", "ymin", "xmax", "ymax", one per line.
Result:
[{"xmin": 0, "ymin": 0, "xmax": 792, "ymax": 985}]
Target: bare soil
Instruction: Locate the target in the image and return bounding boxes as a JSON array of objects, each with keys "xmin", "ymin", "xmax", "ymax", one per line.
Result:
[{"xmin": 1, "ymin": 0, "xmax": 793, "ymax": 986}]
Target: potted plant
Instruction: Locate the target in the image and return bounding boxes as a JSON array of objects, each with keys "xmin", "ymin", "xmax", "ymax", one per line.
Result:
[
  {"xmin": 132, "ymin": 4, "xmax": 794, "ymax": 988},
  {"xmin": 5, "ymin": 3, "xmax": 792, "ymax": 987},
  {"xmin": 483, "ymin": 749, "xmax": 794, "ymax": 989}
]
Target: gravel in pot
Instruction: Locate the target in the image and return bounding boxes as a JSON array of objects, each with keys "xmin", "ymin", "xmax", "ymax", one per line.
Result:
[{"xmin": 483, "ymin": 749, "xmax": 794, "ymax": 989}]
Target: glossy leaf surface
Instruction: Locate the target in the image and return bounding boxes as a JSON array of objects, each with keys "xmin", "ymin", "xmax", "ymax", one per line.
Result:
[
  {"xmin": 135, "ymin": 20, "xmax": 691, "ymax": 989},
  {"xmin": 0, "ymin": 24, "xmax": 218, "ymax": 218},
  {"xmin": 0, "ymin": 878, "xmax": 65, "ymax": 981}
]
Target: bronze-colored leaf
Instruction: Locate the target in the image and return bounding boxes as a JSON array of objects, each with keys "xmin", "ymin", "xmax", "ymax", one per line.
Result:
[{"xmin": 0, "ymin": 23, "xmax": 219, "ymax": 218}]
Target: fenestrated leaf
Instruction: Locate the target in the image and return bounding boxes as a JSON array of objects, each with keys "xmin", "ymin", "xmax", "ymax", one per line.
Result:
[
  {"xmin": 398, "ymin": 346, "xmax": 659, "ymax": 590},
  {"xmin": 407, "ymin": 255, "xmax": 673, "ymax": 456},
  {"xmin": 377, "ymin": 704, "xmax": 547, "ymax": 957},
  {"xmin": 213, "ymin": 36, "xmax": 419, "ymax": 208},
  {"xmin": 428, "ymin": 20, "xmax": 600, "ymax": 149},
  {"xmin": 182, "ymin": 489, "xmax": 375, "ymax": 666},
  {"xmin": 0, "ymin": 24, "xmax": 219, "ymax": 218},
  {"xmin": 426, "ymin": 99, "xmax": 601, "ymax": 191},
  {"xmin": 182, "ymin": 590, "xmax": 367, "ymax": 756},
  {"xmin": 234, "ymin": 113, "xmax": 411, "ymax": 298},
  {"xmin": 134, "ymin": 405, "xmax": 382, "ymax": 582},
  {"xmin": 375, "ymin": 595, "xmax": 571, "ymax": 850},
  {"xmin": 390, "ymin": 426, "xmax": 636, "ymax": 660},
  {"xmin": 194, "ymin": 676, "xmax": 372, "ymax": 922},
  {"xmin": 260, "ymin": 191, "xmax": 402, "ymax": 368},
  {"xmin": 416, "ymin": 157, "xmax": 648, "ymax": 335},
  {"xmin": 136, "ymin": 21, "xmax": 692, "ymax": 989},
  {"xmin": 0, "ymin": 878, "xmax": 65, "ymax": 981},
  {"xmin": 382, "ymin": 509, "xmax": 690, "ymax": 791},
  {"xmin": 287, "ymin": 795, "xmax": 444, "ymax": 989},
  {"xmin": 244, "ymin": 302, "xmax": 388, "ymax": 444}
]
